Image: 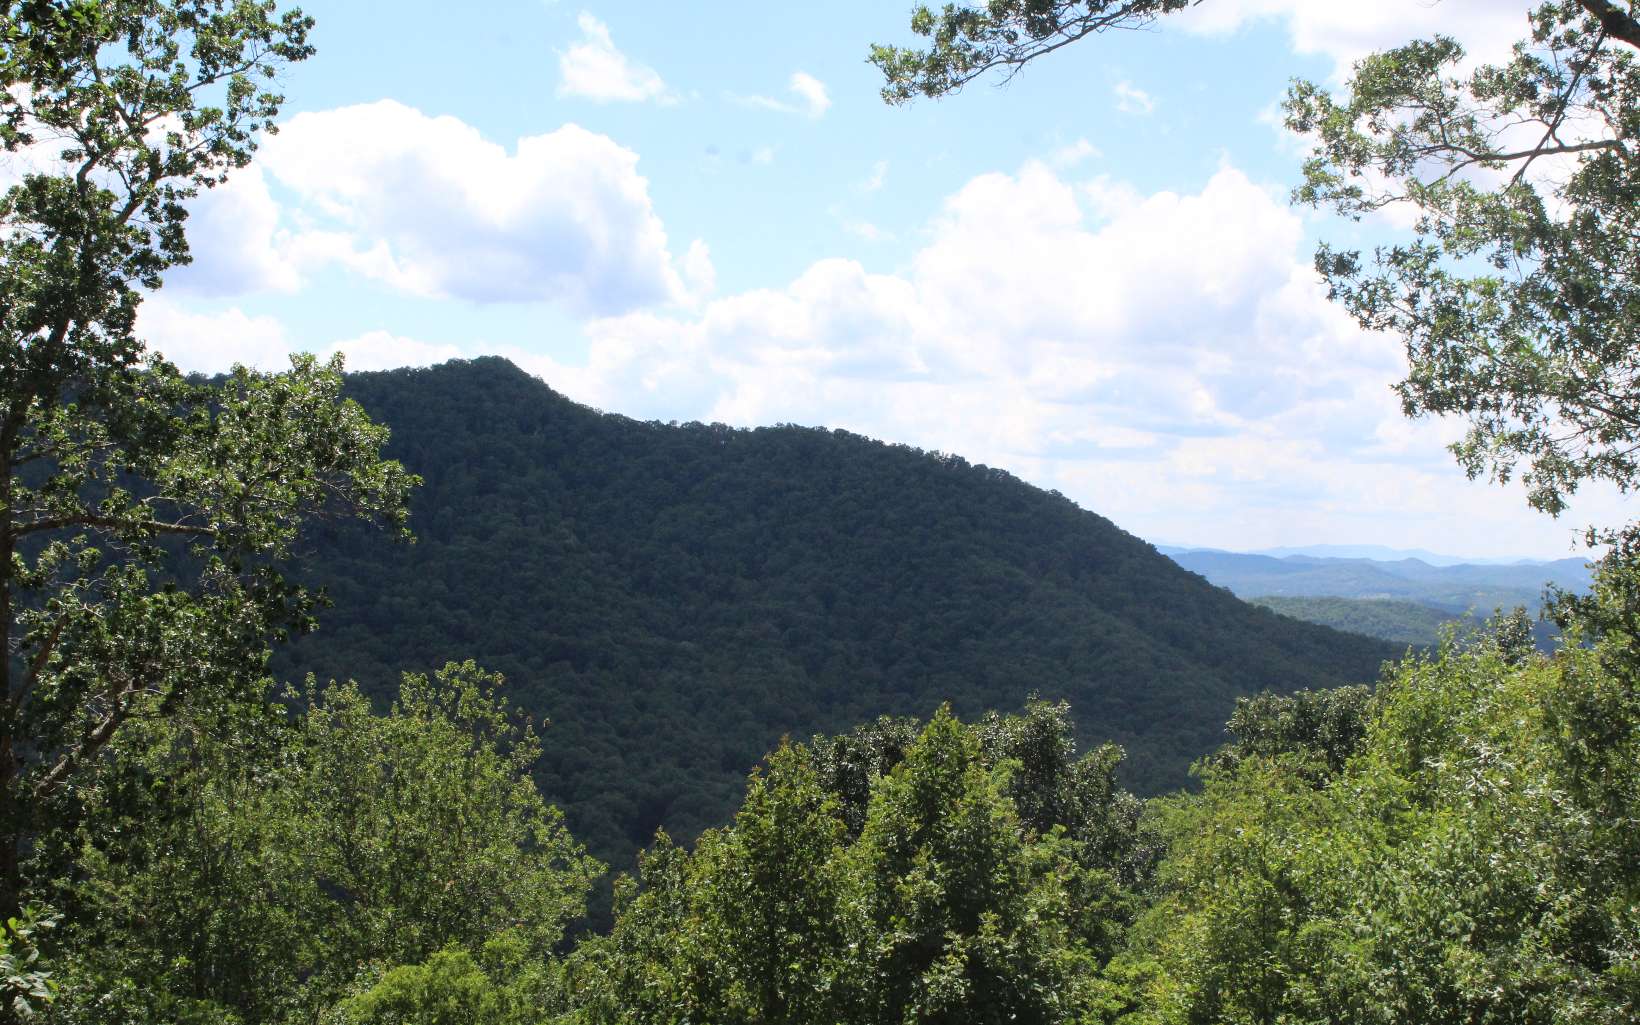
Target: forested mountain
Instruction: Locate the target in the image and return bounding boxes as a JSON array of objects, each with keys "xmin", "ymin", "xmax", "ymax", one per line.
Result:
[
  {"xmin": 1249, "ymin": 596, "xmax": 1472, "ymax": 648},
  {"xmin": 278, "ymin": 357, "xmax": 1395, "ymax": 868}
]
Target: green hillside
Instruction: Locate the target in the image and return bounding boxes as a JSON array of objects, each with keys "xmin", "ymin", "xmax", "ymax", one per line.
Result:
[
  {"xmin": 1249, "ymin": 596, "xmax": 1468, "ymax": 648},
  {"xmin": 279, "ymin": 358, "xmax": 1396, "ymax": 868}
]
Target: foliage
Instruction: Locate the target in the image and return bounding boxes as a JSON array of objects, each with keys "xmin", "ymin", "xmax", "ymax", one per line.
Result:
[
  {"xmin": 1290, "ymin": 2, "xmax": 1640, "ymax": 517},
  {"xmin": 283, "ymin": 357, "xmax": 1395, "ymax": 873},
  {"xmin": 42, "ymin": 663, "xmax": 599, "ymax": 1024},
  {"xmin": 1123, "ymin": 622, "xmax": 1640, "ymax": 1024},
  {"xmin": 0, "ymin": 0, "xmax": 414, "ymax": 920},
  {"xmin": 869, "ymin": 1, "xmax": 1199, "ymax": 103},
  {"xmin": 338, "ymin": 948, "xmax": 501, "ymax": 1025},
  {"xmin": 875, "ymin": 0, "xmax": 1640, "ymax": 528},
  {"xmin": 841, "ymin": 708, "xmax": 1090, "ymax": 1024},
  {"xmin": 1250, "ymin": 595, "xmax": 1473, "ymax": 647},
  {"xmin": 556, "ymin": 703, "xmax": 1155, "ymax": 1025},
  {"xmin": 333, "ymin": 935, "xmax": 555, "ymax": 1025},
  {"xmin": 0, "ymin": 909, "xmax": 55, "ymax": 1021},
  {"xmin": 1206, "ymin": 683, "xmax": 1374, "ymax": 780}
]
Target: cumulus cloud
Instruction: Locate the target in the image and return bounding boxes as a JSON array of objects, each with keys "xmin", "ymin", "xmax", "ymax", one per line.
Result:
[
  {"xmin": 844, "ymin": 220, "xmax": 893, "ymax": 242},
  {"xmin": 736, "ymin": 71, "xmax": 832, "ymax": 118},
  {"xmin": 521, "ymin": 156, "xmax": 1600, "ymax": 555},
  {"xmin": 254, "ymin": 101, "xmax": 697, "ymax": 314},
  {"xmin": 1177, "ymin": 0, "xmax": 1529, "ymax": 77},
  {"xmin": 557, "ymin": 11, "xmax": 673, "ymax": 104},
  {"xmin": 561, "ymin": 162, "xmax": 1382, "ymax": 449},
  {"xmin": 682, "ymin": 239, "xmax": 716, "ymax": 300},
  {"xmin": 325, "ymin": 330, "xmax": 469, "ymax": 372},
  {"xmin": 136, "ymin": 297, "xmax": 297, "ymax": 374},
  {"xmin": 164, "ymin": 166, "xmax": 302, "ymax": 296},
  {"xmin": 136, "ymin": 297, "xmax": 467, "ymax": 376}
]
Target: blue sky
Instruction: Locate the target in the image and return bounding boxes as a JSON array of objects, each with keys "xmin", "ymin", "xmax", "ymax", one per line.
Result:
[{"xmin": 136, "ymin": 0, "xmax": 1625, "ymax": 560}]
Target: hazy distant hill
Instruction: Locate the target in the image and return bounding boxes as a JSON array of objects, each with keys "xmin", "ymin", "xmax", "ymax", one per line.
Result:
[
  {"xmin": 280, "ymin": 358, "xmax": 1396, "ymax": 869},
  {"xmin": 1164, "ymin": 548, "xmax": 1590, "ymax": 613}
]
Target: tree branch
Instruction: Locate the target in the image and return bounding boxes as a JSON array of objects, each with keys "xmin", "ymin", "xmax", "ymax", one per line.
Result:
[
  {"xmin": 14, "ymin": 513, "xmax": 216, "ymax": 539},
  {"xmin": 1514, "ymin": 30, "xmax": 1604, "ymax": 185},
  {"xmin": 31, "ymin": 680, "xmax": 140, "ymax": 799},
  {"xmin": 17, "ymin": 617, "xmax": 66, "ymax": 708},
  {"xmin": 1576, "ymin": 0, "xmax": 1640, "ymax": 49}
]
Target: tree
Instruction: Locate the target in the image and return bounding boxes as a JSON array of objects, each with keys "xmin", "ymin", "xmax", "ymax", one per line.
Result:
[
  {"xmin": 47, "ymin": 663, "xmax": 600, "ymax": 1023},
  {"xmin": 336, "ymin": 940, "xmax": 559, "ymax": 1025},
  {"xmin": 869, "ymin": 1, "xmax": 1201, "ymax": 103},
  {"xmin": 1122, "ymin": 622, "xmax": 1640, "ymax": 1024},
  {"xmin": 840, "ymin": 707, "xmax": 1092, "ymax": 1025},
  {"xmin": 557, "ymin": 705, "xmax": 1152, "ymax": 1025},
  {"xmin": 0, "ymin": 908, "xmax": 55, "ymax": 1021},
  {"xmin": 1206, "ymin": 685, "xmax": 1375, "ymax": 782},
  {"xmin": 0, "ymin": 0, "xmax": 415, "ymax": 918},
  {"xmin": 873, "ymin": 1, "xmax": 1640, "ymax": 520}
]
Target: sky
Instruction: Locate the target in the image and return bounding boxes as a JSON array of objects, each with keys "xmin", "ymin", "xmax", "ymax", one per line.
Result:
[{"xmin": 134, "ymin": 0, "xmax": 1628, "ymax": 561}]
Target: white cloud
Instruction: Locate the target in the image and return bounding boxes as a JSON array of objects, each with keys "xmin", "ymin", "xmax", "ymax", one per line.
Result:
[
  {"xmin": 165, "ymin": 166, "xmax": 302, "ymax": 296},
  {"xmin": 255, "ymin": 101, "xmax": 690, "ymax": 314},
  {"xmin": 1113, "ymin": 81, "xmax": 1156, "ymax": 115},
  {"xmin": 521, "ymin": 158, "xmax": 1603, "ymax": 558},
  {"xmin": 736, "ymin": 71, "xmax": 832, "ymax": 118},
  {"xmin": 862, "ymin": 160, "xmax": 888, "ymax": 192},
  {"xmin": 136, "ymin": 297, "xmax": 467, "ymax": 375},
  {"xmin": 136, "ymin": 297, "xmax": 296, "ymax": 374},
  {"xmin": 682, "ymin": 239, "xmax": 716, "ymax": 300},
  {"xmin": 789, "ymin": 72, "xmax": 831, "ymax": 118},
  {"xmin": 557, "ymin": 11, "xmax": 673, "ymax": 104},
  {"xmin": 1177, "ymin": 0, "xmax": 1529, "ymax": 77},
  {"xmin": 325, "ymin": 330, "xmax": 468, "ymax": 372}
]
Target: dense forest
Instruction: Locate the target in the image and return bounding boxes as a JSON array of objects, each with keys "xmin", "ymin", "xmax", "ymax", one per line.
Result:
[
  {"xmin": 1247, "ymin": 596, "xmax": 1469, "ymax": 648},
  {"xmin": 4, "ymin": 1, "xmax": 1639, "ymax": 1024},
  {"xmin": 275, "ymin": 357, "xmax": 1395, "ymax": 868}
]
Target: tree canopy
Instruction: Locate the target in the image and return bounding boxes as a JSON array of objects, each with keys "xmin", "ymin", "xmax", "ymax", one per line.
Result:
[
  {"xmin": 0, "ymin": 0, "xmax": 414, "ymax": 921},
  {"xmin": 42, "ymin": 663, "xmax": 599, "ymax": 1023}
]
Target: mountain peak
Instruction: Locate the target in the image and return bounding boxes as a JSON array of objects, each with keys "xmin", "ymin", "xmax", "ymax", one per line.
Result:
[{"xmin": 284, "ymin": 364, "xmax": 1397, "ymax": 868}]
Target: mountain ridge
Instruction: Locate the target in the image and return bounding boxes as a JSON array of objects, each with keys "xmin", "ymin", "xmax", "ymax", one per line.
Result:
[
  {"xmin": 279, "ymin": 357, "xmax": 1397, "ymax": 868},
  {"xmin": 1164, "ymin": 547, "xmax": 1590, "ymax": 611}
]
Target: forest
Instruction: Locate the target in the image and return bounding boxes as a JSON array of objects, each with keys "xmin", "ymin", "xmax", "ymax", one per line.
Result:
[
  {"xmin": 2, "ymin": 1, "xmax": 1638, "ymax": 1024},
  {"xmin": 279, "ymin": 356, "xmax": 1395, "ymax": 872}
]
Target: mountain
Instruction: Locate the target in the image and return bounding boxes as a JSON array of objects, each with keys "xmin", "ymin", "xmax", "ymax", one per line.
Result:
[
  {"xmin": 1165, "ymin": 548, "xmax": 1591, "ymax": 613},
  {"xmin": 1252, "ymin": 544, "xmax": 1555, "ymax": 567},
  {"xmin": 1247, "ymin": 596, "xmax": 1475, "ymax": 648},
  {"xmin": 278, "ymin": 358, "xmax": 1397, "ymax": 869}
]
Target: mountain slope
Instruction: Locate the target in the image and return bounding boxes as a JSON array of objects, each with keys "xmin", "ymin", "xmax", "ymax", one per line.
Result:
[
  {"xmin": 280, "ymin": 358, "xmax": 1396, "ymax": 867},
  {"xmin": 1248, "ymin": 596, "xmax": 1469, "ymax": 648}
]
